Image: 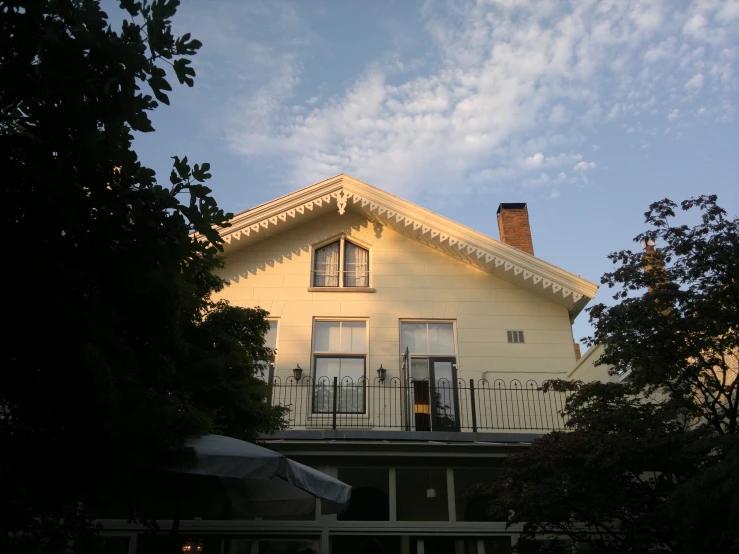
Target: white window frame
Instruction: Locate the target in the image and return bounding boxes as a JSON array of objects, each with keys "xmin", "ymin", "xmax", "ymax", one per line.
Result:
[
  {"xmin": 257, "ymin": 318, "xmax": 280, "ymax": 385},
  {"xmin": 311, "ymin": 317, "xmax": 370, "ymax": 414},
  {"xmin": 399, "ymin": 320, "xmax": 460, "ymax": 432},
  {"xmin": 310, "ymin": 234, "xmax": 372, "ymax": 290},
  {"xmin": 399, "ymin": 319, "xmax": 459, "ymax": 359}
]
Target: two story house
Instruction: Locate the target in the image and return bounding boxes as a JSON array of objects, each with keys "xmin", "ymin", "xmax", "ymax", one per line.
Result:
[{"xmin": 104, "ymin": 174, "xmax": 598, "ymax": 554}]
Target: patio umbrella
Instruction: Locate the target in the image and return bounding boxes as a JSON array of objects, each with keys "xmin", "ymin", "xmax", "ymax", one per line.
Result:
[{"xmin": 165, "ymin": 434, "xmax": 351, "ymax": 517}]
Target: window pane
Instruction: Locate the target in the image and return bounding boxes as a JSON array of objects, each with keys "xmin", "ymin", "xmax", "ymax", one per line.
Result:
[
  {"xmin": 316, "ymin": 321, "xmax": 366, "ymax": 353},
  {"xmin": 433, "ymin": 360, "xmax": 457, "ymax": 430},
  {"xmin": 454, "ymin": 469, "xmax": 505, "ymax": 522},
  {"xmin": 344, "ymin": 242, "xmax": 369, "ymax": 287},
  {"xmin": 258, "ymin": 539, "xmax": 320, "ymax": 554},
  {"xmin": 226, "ymin": 539, "xmax": 254, "ymax": 554},
  {"xmin": 101, "ymin": 537, "xmax": 130, "ymax": 554},
  {"xmin": 337, "ymin": 468, "xmax": 390, "ymax": 521},
  {"xmin": 411, "ymin": 359, "xmax": 431, "ymax": 431},
  {"xmin": 401, "ymin": 323, "xmax": 428, "ymax": 354},
  {"xmin": 315, "ymin": 321, "xmax": 341, "ymax": 352},
  {"xmin": 483, "ymin": 538, "xmax": 513, "ymax": 554},
  {"xmin": 315, "ymin": 357, "xmax": 341, "ymax": 385},
  {"xmin": 314, "ymin": 241, "xmax": 339, "ymax": 286},
  {"xmin": 338, "ymin": 358, "xmax": 365, "ymax": 412},
  {"xmin": 256, "ymin": 321, "xmax": 278, "ymax": 383},
  {"xmin": 341, "ymin": 321, "xmax": 366, "ymax": 352},
  {"xmin": 264, "ymin": 320, "xmax": 278, "ymax": 350},
  {"xmin": 396, "ymin": 469, "xmax": 449, "ymax": 521},
  {"xmin": 518, "ymin": 539, "xmax": 572, "ymax": 554},
  {"xmin": 314, "ymin": 357, "xmax": 365, "ymax": 413},
  {"xmin": 337, "ymin": 357, "xmax": 365, "ymax": 383},
  {"xmin": 256, "ymin": 356, "xmax": 274, "ymax": 382},
  {"xmin": 428, "ymin": 323, "xmax": 454, "ymax": 354},
  {"xmin": 332, "ymin": 536, "xmax": 401, "ymax": 553}
]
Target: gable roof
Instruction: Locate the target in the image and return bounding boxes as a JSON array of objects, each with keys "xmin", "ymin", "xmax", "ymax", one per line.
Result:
[{"xmin": 213, "ymin": 174, "xmax": 599, "ymax": 318}]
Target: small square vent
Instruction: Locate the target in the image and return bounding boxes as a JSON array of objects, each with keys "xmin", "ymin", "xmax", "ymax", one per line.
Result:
[{"xmin": 507, "ymin": 330, "xmax": 525, "ymax": 344}]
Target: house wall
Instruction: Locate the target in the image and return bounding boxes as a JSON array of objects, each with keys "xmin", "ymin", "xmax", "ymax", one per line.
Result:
[
  {"xmin": 214, "ymin": 210, "xmax": 576, "ymax": 386},
  {"xmin": 566, "ymin": 344, "xmax": 618, "ymax": 383}
]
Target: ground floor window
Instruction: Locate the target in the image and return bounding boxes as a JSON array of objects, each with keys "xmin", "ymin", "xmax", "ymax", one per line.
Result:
[
  {"xmin": 409, "ymin": 537, "xmax": 512, "ymax": 554},
  {"xmin": 396, "ymin": 468, "xmax": 449, "ymax": 521},
  {"xmin": 331, "ymin": 535, "xmax": 511, "ymax": 554},
  {"xmin": 100, "ymin": 536, "xmax": 131, "ymax": 554},
  {"xmin": 337, "ymin": 467, "xmax": 390, "ymax": 521},
  {"xmin": 331, "ymin": 535, "xmax": 401, "ymax": 553},
  {"xmin": 137, "ymin": 534, "xmax": 511, "ymax": 554},
  {"xmin": 138, "ymin": 536, "xmax": 320, "ymax": 554},
  {"xmin": 454, "ymin": 469, "xmax": 505, "ymax": 522},
  {"xmin": 517, "ymin": 539, "xmax": 572, "ymax": 554}
]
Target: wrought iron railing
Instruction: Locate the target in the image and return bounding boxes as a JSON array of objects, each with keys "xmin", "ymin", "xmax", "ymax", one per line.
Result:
[{"xmin": 270, "ymin": 376, "xmax": 570, "ymax": 432}]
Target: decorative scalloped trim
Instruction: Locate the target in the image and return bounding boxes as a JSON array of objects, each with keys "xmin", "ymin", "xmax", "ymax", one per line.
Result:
[{"xmin": 219, "ymin": 185, "xmax": 584, "ymax": 304}]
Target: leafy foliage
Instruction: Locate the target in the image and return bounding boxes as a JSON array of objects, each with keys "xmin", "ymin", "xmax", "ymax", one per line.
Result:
[
  {"xmin": 1, "ymin": 1, "xmax": 284, "ymax": 551},
  {"xmin": 590, "ymin": 195, "xmax": 739, "ymax": 435},
  {"xmin": 480, "ymin": 197, "xmax": 739, "ymax": 553}
]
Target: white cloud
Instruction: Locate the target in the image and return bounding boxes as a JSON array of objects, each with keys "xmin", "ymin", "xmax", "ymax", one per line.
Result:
[
  {"xmin": 573, "ymin": 161, "xmax": 597, "ymax": 171},
  {"xmin": 521, "ymin": 172, "xmax": 551, "ymax": 188},
  {"xmin": 717, "ymin": 1, "xmax": 739, "ymax": 23},
  {"xmin": 523, "ymin": 152, "xmax": 545, "ymax": 167},
  {"xmin": 683, "ymin": 14, "xmax": 708, "ymax": 39},
  {"xmin": 685, "ymin": 73, "xmax": 704, "ymax": 91},
  {"xmin": 644, "ymin": 37, "xmax": 678, "ymax": 63},
  {"xmin": 210, "ymin": 0, "xmax": 739, "ymax": 196}
]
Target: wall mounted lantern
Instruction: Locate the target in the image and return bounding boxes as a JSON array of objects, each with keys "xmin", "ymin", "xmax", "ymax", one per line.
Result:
[
  {"xmin": 292, "ymin": 364, "xmax": 303, "ymax": 381},
  {"xmin": 376, "ymin": 364, "xmax": 387, "ymax": 382}
]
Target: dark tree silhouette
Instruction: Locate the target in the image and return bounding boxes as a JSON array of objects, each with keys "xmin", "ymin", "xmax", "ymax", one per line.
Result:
[
  {"xmin": 1, "ymin": 2, "xmax": 284, "ymax": 551},
  {"xmin": 478, "ymin": 196, "xmax": 739, "ymax": 553}
]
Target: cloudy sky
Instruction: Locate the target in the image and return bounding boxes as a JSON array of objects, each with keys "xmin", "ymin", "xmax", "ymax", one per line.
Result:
[{"xmin": 120, "ymin": 0, "xmax": 738, "ymax": 341}]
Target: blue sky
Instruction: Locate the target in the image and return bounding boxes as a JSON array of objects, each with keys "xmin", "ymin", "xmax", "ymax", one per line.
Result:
[{"xmin": 114, "ymin": 0, "xmax": 737, "ymax": 342}]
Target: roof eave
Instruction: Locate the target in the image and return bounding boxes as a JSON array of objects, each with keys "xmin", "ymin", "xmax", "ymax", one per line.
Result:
[{"xmin": 208, "ymin": 174, "xmax": 599, "ymax": 317}]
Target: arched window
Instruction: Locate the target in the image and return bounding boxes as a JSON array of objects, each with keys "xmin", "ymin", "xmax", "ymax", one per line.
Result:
[
  {"xmin": 313, "ymin": 237, "xmax": 369, "ymax": 287},
  {"xmin": 313, "ymin": 241, "xmax": 340, "ymax": 287},
  {"xmin": 344, "ymin": 241, "xmax": 369, "ymax": 287}
]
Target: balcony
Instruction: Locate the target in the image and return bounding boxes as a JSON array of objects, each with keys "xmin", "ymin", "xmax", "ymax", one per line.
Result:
[{"xmin": 269, "ymin": 376, "xmax": 570, "ymax": 435}]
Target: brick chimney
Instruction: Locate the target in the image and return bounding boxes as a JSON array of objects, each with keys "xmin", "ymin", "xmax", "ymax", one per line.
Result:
[
  {"xmin": 641, "ymin": 238, "xmax": 666, "ymax": 292},
  {"xmin": 497, "ymin": 203, "xmax": 535, "ymax": 256}
]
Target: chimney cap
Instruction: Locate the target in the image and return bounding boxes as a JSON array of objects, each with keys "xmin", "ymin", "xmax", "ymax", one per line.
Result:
[
  {"xmin": 497, "ymin": 202, "xmax": 528, "ymax": 215},
  {"xmin": 641, "ymin": 238, "xmax": 656, "ymax": 252}
]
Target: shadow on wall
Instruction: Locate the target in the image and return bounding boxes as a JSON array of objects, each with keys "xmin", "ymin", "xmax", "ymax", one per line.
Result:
[{"xmin": 219, "ymin": 213, "xmax": 383, "ymax": 284}]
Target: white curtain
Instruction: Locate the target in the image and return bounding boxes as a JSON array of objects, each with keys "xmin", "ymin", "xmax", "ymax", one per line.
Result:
[
  {"xmin": 314, "ymin": 242, "xmax": 339, "ymax": 286},
  {"xmin": 344, "ymin": 242, "xmax": 369, "ymax": 287}
]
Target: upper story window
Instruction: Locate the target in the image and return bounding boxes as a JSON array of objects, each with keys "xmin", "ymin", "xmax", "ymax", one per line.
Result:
[
  {"xmin": 313, "ymin": 319, "xmax": 367, "ymax": 413},
  {"xmin": 401, "ymin": 322, "xmax": 456, "ymax": 355},
  {"xmin": 256, "ymin": 320, "xmax": 278, "ymax": 384},
  {"xmin": 313, "ymin": 236, "xmax": 369, "ymax": 288}
]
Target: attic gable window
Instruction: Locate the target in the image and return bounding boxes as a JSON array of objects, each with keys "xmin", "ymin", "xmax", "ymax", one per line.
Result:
[
  {"xmin": 507, "ymin": 330, "xmax": 525, "ymax": 344},
  {"xmin": 313, "ymin": 236, "xmax": 369, "ymax": 288}
]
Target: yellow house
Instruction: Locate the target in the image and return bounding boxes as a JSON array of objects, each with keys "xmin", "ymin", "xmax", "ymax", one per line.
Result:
[{"xmin": 107, "ymin": 174, "xmax": 599, "ymax": 554}]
